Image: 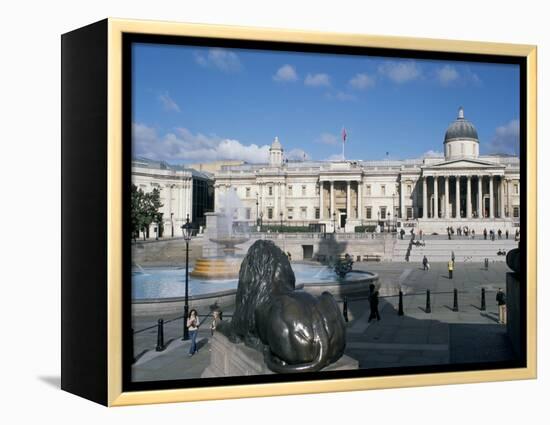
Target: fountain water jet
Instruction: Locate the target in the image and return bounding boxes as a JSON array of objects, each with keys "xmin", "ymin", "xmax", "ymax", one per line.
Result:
[{"xmin": 190, "ymin": 190, "xmax": 250, "ymax": 279}]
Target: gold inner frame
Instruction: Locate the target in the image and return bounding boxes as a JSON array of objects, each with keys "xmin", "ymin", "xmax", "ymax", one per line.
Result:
[{"xmin": 106, "ymin": 18, "xmax": 537, "ymax": 407}]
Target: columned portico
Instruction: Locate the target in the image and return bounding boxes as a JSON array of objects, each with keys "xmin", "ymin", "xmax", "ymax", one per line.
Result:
[
  {"xmin": 422, "ymin": 177, "xmax": 428, "ymax": 219},
  {"xmin": 478, "ymin": 176, "xmax": 483, "ymax": 218},
  {"xmin": 444, "ymin": 176, "xmax": 450, "ymax": 218},
  {"xmin": 466, "ymin": 176, "xmax": 472, "ymax": 219},
  {"xmin": 455, "ymin": 176, "xmax": 460, "ymax": 218},
  {"xmin": 489, "ymin": 176, "xmax": 494, "ymax": 219},
  {"xmin": 433, "ymin": 176, "xmax": 439, "ymax": 218}
]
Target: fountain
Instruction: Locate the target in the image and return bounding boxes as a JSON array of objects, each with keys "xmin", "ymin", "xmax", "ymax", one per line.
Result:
[{"xmin": 190, "ymin": 190, "xmax": 250, "ymax": 279}]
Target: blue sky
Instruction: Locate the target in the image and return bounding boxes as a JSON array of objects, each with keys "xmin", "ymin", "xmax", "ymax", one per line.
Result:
[{"xmin": 132, "ymin": 43, "xmax": 520, "ymax": 164}]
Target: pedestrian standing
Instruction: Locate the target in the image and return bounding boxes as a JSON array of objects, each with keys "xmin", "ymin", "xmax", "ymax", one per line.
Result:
[
  {"xmin": 498, "ymin": 229, "xmax": 502, "ymax": 239},
  {"xmin": 506, "ymin": 229, "xmax": 509, "ymax": 239},
  {"xmin": 484, "ymin": 228, "xmax": 487, "ymax": 240},
  {"xmin": 451, "ymin": 251, "xmax": 455, "ymax": 267},
  {"xmin": 187, "ymin": 309, "xmax": 200, "ymax": 356},
  {"xmin": 210, "ymin": 310, "xmax": 222, "ymax": 336},
  {"xmin": 448, "ymin": 259, "xmax": 454, "ymax": 279},
  {"xmin": 422, "ymin": 255, "xmax": 428, "ymax": 271},
  {"xmin": 496, "ymin": 288, "xmax": 507, "ymax": 324},
  {"xmin": 368, "ymin": 283, "xmax": 381, "ymax": 322},
  {"xmin": 472, "ymin": 229, "xmax": 475, "ymax": 239}
]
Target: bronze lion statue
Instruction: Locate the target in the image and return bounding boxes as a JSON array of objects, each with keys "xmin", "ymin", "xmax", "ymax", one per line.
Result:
[{"xmin": 219, "ymin": 240, "xmax": 346, "ymax": 373}]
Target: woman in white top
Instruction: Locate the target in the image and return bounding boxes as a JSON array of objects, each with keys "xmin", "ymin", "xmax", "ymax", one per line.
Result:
[{"xmin": 187, "ymin": 309, "xmax": 200, "ymax": 356}]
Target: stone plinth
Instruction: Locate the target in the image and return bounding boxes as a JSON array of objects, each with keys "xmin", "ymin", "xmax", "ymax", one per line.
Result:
[{"xmin": 202, "ymin": 331, "xmax": 359, "ymax": 378}]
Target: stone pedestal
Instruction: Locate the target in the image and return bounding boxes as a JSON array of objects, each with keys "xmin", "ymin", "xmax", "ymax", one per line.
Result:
[
  {"xmin": 202, "ymin": 331, "xmax": 359, "ymax": 378},
  {"xmin": 506, "ymin": 271, "xmax": 522, "ymax": 358}
]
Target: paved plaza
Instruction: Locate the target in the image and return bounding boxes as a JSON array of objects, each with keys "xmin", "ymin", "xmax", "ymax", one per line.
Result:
[{"xmin": 131, "ymin": 260, "xmax": 515, "ymax": 382}]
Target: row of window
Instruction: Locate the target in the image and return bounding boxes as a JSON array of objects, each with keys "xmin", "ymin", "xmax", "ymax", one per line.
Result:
[{"xmin": 243, "ymin": 182, "xmax": 519, "ymax": 198}]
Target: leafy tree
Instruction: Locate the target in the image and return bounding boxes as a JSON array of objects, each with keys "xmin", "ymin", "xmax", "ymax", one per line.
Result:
[{"xmin": 131, "ymin": 184, "xmax": 164, "ymax": 241}]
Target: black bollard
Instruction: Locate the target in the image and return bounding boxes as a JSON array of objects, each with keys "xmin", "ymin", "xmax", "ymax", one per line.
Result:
[
  {"xmin": 156, "ymin": 319, "xmax": 165, "ymax": 352},
  {"xmin": 425, "ymin": 290, "xmax": 431, "ymax": 314},
  {"xmin": 342, "ymin": 297, "xmax": 349, "ymax": 322},
  {"xmin": 481, "ymin": 288, "xmax": 486, "ymax": 311},
  {"xmin": 484, "ymin": 258, "xmax": 489, "ymax": 270},
  {"xmin": 452, "ymin": 288, "xmax": 459, "ymax": 312},
  {"xmin": 398, "ymin": 290, "xmax": 404, "ymax": 316}
]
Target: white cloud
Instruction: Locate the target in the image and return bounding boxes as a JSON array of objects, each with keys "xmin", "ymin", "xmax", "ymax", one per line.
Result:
[
  {"xmin": 325, "ymin": 153, "xmax": 344, "ymax": 161},
  {"xmin": 435, "ymin": 65, "xmax": 459, "ymax": 86},
  {"xmin": 133, "ymin": 123, "xmax": 270, "ymax": 164},
  {"xmin": 378, "ymin": 61, "xmax": 421, "ymax": 83},
  {"xmin": 316, "ymin": 132, "xmax": 340, "ymax": 145},
  {"xmin": 273, "ymin": 64, "xmax": 298, "ymax": 82},
  {"xmin": 489, "ymin": 119, "xmax": 519, "ymax": 154},
  {"xmin": 195, "ymin": 48, "xmax": 242, "ymax": 72},
  {"xmin": 304, "ymin": 73, "xmax": 330, "ymax": 87},
  {"xmin": 286, "ymin": 148, "xmax": 311, "ymax": 161},
  {"xmin": 422, "ymin": 150, "xmax": 444, "ymax": 158},
  {"xmin": 324, "ymin": 91, "xmax": 357, "ymax": 102},
  {"xmin": 434, "ymin": 65, "xmax": 482, "ymax": 87},
  {"xmin": 158, "ymin": 93, "xmax": 181, "ymax": 112},
  {"xmin": 349, "ymin": 73, "xmax": 375, "ymax": 90}
]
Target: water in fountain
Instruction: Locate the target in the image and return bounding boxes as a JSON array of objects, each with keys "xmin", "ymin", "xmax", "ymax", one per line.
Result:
[{"xmin": 190, "ymin": 187, "xmax": 250, "ymax": 279}]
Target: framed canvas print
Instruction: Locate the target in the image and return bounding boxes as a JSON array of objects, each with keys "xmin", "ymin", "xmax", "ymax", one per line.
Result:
[{"xmin": 61, "ymin": 18, "xmax": 537, "ymax": 406}]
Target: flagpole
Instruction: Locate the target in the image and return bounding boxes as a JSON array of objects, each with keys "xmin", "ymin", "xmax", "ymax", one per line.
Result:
[{"xmin": 342, "ymin": 138, "xmax": 345, "ymax": 160}]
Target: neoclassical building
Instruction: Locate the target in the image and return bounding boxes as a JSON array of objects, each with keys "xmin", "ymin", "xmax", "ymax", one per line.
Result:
[
  {"xmin": 132, "ymin": 157, "xmax": 214, "ymax": 237},
  {"xmin": 214, "ymin": 108, "xmax": 520, "ymax": 233}
]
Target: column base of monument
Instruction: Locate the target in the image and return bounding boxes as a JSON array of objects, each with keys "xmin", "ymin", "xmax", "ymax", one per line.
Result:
[{"xmin": 201, "ymin": 331, "xmax": 359, "ymax": 378}]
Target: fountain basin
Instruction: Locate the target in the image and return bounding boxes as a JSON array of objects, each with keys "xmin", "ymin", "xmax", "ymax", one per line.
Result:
[
  {"xmin": 190, "ymin": 257, "xmax": 241, "ymax": 279},
  {"xmin": 132, "ymin": 263, "xmax": 378, "ymax": 316}
]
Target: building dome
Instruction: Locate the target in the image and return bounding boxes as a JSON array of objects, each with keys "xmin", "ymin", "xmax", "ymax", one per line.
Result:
[
  {"xmin": 443, "ymin": 107, "xmax": 479, "ymax": 160},
  {"xmin": 444, "ymin": 107, "xmax": 479, "ymax": 143},
  {"xmin": 269, "ymin": 136, "xmax": 283, "ymax": 166}
]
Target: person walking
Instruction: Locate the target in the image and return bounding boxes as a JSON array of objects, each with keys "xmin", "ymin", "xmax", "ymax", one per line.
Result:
[
  {"xmin": 422, "ymin": 255, "xmax": 429, "ymax": 271},
  {"xmin": 471, "ymin": 229, "xmax": 475, "ymax": 239},
  {"xmin": 498, "ymin": 229, "xmax": 502, "ymax": 239},
  {"xmin": 496, "ymin": 288, "xmax": 507, "ymax": 324},
  {"xmin": 368, "ymin": 283, "xmax": 381, "ymax": 322},
  {"xmin": 187, "ymin": 309, "xmax": 200, "ymax": 356},
  {"xmin": 506, "ymin": 229, "xmax": 509, "ymax": 239},
  {"xmin": 484, "ymin": 228, "xmax": 488, "ymax": 240},
  {"xmin": 448, "ymin": 259, "xmax": 454, "ymax": 279}
]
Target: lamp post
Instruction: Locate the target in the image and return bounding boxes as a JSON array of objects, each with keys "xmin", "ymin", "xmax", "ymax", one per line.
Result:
[
  {"xmin": 170, "ymin": 212, "xmax": 174, "ymax": 238},
  {"xmin": 332, "ymin": 211, "xmax": 337, "ymax": 233},
  {"xmin": 387, "ymin": 212, "xmax": 391, "ymax": 233},
  {"xmin": 181, "ymin": 214, "xmax": 192, "ymax": 341},
  {"xmin": 256, "ymin": 193, "xmax": 260, "ymax": 229},
  {"xmin": 279, "ymin": 211, "xmax": 284, "ymax": 233},
  {"xmin": 260, "ymin": 212, "xmax": 264, "ymax": 231}
]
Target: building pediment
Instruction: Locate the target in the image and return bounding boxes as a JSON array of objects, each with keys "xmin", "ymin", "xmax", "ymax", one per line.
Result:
[{"xmin": 426, "ymin": 158, "xmax": 501, "ymax": 169}]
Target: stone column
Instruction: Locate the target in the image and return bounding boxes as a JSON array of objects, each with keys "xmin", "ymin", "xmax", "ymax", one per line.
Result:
[
  {"xmin": 466, "ymin": 176, "xmax": 472, "ymax": 219},
  {"xmin": 400, "ymin": 180, "xmax": 405, "ymax": 219},
  {"xmin": 433, "ymin": 176, "xmax": 439, "ymax": 219},
  {"xmin": 455, "ymin": 176, "xmax": 460, "ymax": 218},
  {"xmin": 346, "ymin": 181, "xmax": 351, "ymax": 219},
  {"xmin": 444, "ymin": 176, "xmax": 450, "ymax": 218},
  {"xmin": 489, "ymin": 176, "xmax": 494, "ymax": 218},
  {"xmin": 500, "ymin": 177, "xmax": 506, "ymax": 218},
  {"xmin": 422, "ymin": 176, "xmax": 428, "ymax": 219},
  {"xmin": 319, "ymin": 181, "xmax": 324, "ymax": 219},
  {"xmin": 330, "ymin": 181, "xmax": 335, "ymax": 219},
  {"xmin": 358, "ymin": 181, "xmax": 363, "ymax": 219},
  {"xmin": 478, "ymin": 176, "xmax": 483, "ymax": 218}
]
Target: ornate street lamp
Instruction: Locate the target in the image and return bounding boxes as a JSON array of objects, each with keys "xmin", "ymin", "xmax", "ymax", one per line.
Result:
[
  {"xmin": 170, "ymin": 212, "xmax": 174, "ymax": 238},
  {"xmin": 256, "ymin": 193, "xmax": 260, "ymax": 228},
  {"xmin": 332, "ymin": 211, "xmax": 337, "ymax": 233},
  {"xmin": 279, "ymin": 211, "xmax": 284, "ymax": 233},
  {"xmin": 260, "ymin": 211, "xmax": 264, "ymax": 231},
  {"xmin": 387, "ymin": 212, "xmax": 391, "ymax": 233},
  {"xmin": 181, "ymin": 214, "xmax": 192, "ymax": 341}
]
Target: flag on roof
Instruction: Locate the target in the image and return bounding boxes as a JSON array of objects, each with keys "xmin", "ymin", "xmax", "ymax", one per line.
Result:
[{"xmin": 342, "ymin": 127, "xmax": 347, "ymax": 143}]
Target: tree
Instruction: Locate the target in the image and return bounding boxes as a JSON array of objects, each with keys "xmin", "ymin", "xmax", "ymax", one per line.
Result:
[{"xmin": 131, "ymin": 184, "xmax": 164, "ymax": 241}]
